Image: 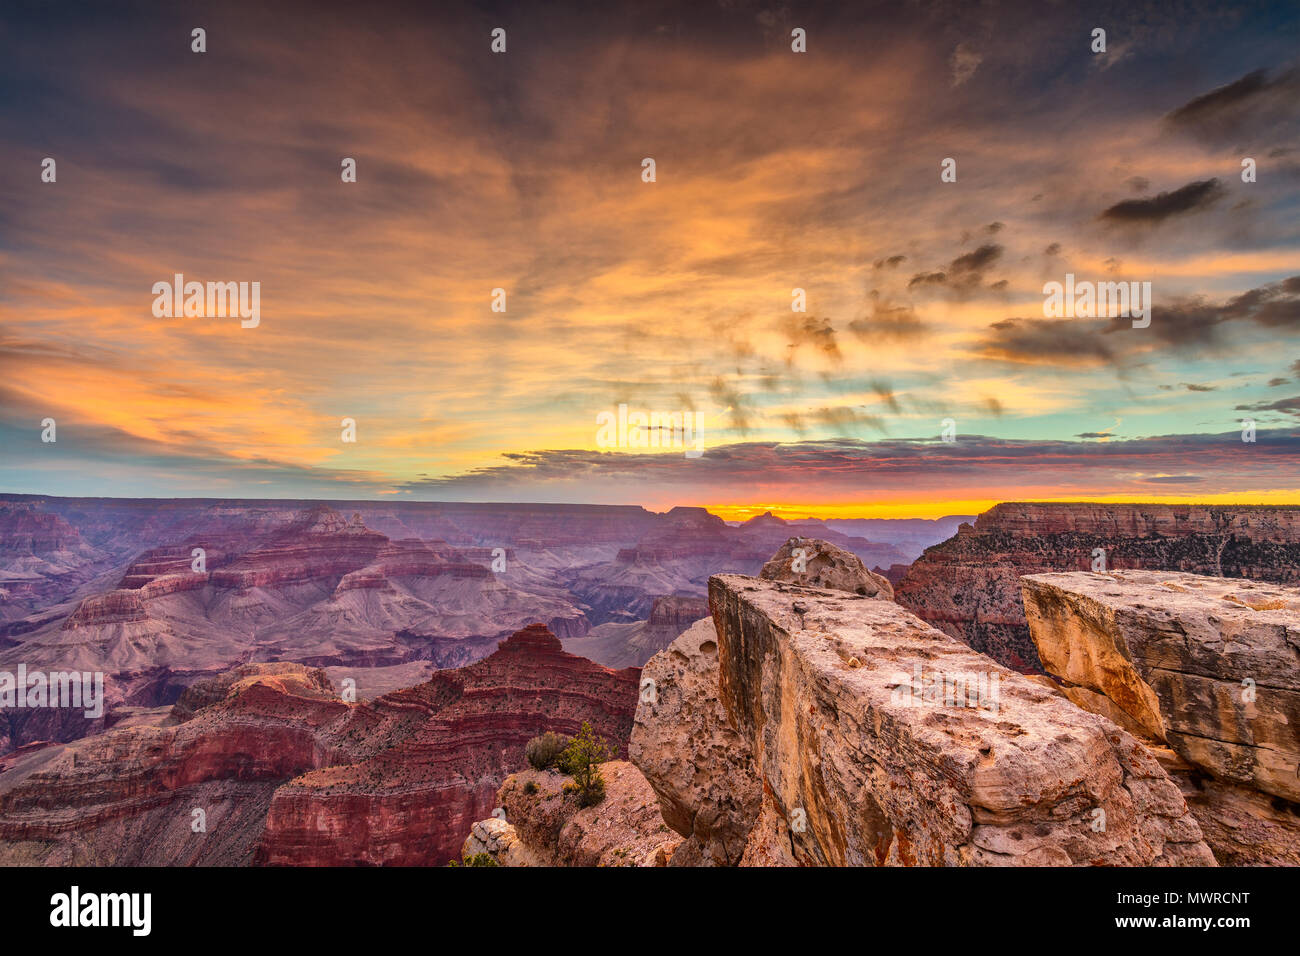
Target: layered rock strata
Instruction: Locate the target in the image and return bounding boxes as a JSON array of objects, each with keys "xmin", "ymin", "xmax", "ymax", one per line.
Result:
[{"xmin": 0, "ymin": 625, "xmax": 639, "ymax": 866}]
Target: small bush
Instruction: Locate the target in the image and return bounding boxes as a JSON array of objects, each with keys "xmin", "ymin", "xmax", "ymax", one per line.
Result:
[
  {"xmin": 523, "ymin": 780, "xmax": 539, "ymax": 795},
  {"xmin": 558, "ymin": 721, "xmax": 616, "ymax": 808},
  {"xmin": 525, "ymin": 731, "xmax": 570, "ymax": 770},
  {"xmin": 448, "ymin": 852, "xmax": 500, "ymax": 867}
]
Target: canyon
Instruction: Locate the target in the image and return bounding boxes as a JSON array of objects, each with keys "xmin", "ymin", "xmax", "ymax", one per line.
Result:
[
  {"xmin": 0, "ymin": 496, "xmax": 924, "ymax": 752},
  {"xmin": 2, "ymin": 496, "xmax": 1297, "ymax": 867},
  {"xmin": 0, "ymin": 624, "xmax": 638, "ymax": 865}
]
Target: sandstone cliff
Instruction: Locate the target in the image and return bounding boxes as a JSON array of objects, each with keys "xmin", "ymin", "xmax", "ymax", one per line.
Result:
[
  {"xmin": 897, "ymin": 503, "xmax": 1300, "ymax": 672},
  {"xmin": 629, "ymin": 618, "xmax": 761, "ymax": 865},
  {"xmin": 521, "ymin": 540, "xmax": 1215, "ymax": 866},
  {"xmin": 1022, "ymin": 570, "xmax": 1300, "ymax": 865},
  {"xmin": 705, "ymin": 574, "xmax": 1213, "ymax": 865}
]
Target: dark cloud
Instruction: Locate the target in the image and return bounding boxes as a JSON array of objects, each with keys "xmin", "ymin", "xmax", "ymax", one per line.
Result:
[
  {"xmin": 810, "ymin": 406, "xmax": 887, "ymax": 434},
  {"xmin": 1164, "ymin": 67, "xmax": 1300, "ymax": 143},
  {"xmin": 1182, "ymin": 383, "xmax": 1216, "ymax": 392},
  {"xmin": 1237, "ymin": 394, "xmax": 1300, "ymax": 419},
  {"xmin": 397, "ymin": 431, "xmax": 1300, "ymax": 500},
  {"xmin": 968, "ymin": 276, "xmax": 1297, "ymax": 369},
  {"xmin": 908, "ymin": 270, "xmax": 947, "ymax": 289},
  {"xmin": 1103, "ymin": 276, "xmax": 1300, "ymax": 350},
  {"xmin": 868, "ymin": 380, "xmax": 901, "ymax": 414},
  {"xmin": 950, "ymin": 243, "xmax": 1003, "ymax": 274},
  {"xmin": 907, "ymin": 243, "xmax": 1003, "ymax": 293},
  {"xmin": 848, "ymin": 294, "xmax": 929, "ymax": 342},
  {"xmin": 1268, "ymin": 377, "xmax": 1289, "ymax": 386},
  {"xmin": 781, "ymin": 315, "xmax": 842, "ymax": 363},
  {"xmin": 1099, "ymin": 179, "xmax": 1224, "ymax": 225},
  {"xmin": 971, "ymin": 317, "xmax": 1115, "ymax": 366}
]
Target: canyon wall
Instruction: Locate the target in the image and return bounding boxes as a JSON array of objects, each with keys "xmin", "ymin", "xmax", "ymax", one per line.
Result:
[
  {"xmin": 896, "ymin": 503, "xmax": 1300, "ymax": 672},
  {"xmin": 0, "ymin": 624, "xmax": 639, "ymax": 865}
]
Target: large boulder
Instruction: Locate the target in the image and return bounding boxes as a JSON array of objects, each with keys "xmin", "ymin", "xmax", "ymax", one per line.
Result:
[
  {"xmin": 707, "ymin": 573, "xmax": 1215, "ymax": 866},
  {"xmin": 1022, "ymin": 570, "xmax": 1300, "ymax": 865},
  {"xmin": 761, "ymin": 537, "xmax": 893, "ymax": 599}
]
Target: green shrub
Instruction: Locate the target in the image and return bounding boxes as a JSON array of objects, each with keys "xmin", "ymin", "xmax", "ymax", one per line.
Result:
[
  {"xmin": 523, "ymin": 780, "xmax": 539, "ymax": 795},
  {"xmin": 448, "ymin": 852, "xmax": 500, "ymax": 867},
  {"xmin": 525, "ymin": 731, "xmax": 570, "ymax": 770},
  {"xmin": 558, "ymin": 721, "xmax": 616, "ymax": 808}
]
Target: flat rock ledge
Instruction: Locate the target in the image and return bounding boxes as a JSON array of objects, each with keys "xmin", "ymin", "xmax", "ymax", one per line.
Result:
[
  {"xmin": 1022, "ymin": 570, "xmax": 1300, "ymax": 865},
  {"xmin": 707, "ymin": 573, "xmax": 1215, "ymax": 866}
]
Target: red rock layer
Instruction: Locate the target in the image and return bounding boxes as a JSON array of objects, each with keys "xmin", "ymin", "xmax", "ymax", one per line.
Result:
[
  {"xmin": 254, "ymin": 624, "xmax": 639, "ymax": 865},
  {"xmin": 0, "ymin": 626, "xmax": 638, "ymax": 866}
]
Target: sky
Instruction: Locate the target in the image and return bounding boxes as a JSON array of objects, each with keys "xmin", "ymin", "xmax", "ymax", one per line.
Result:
[{"xmin": 2, "ymin": 0, "xmax": 1299, "ymax": 518}]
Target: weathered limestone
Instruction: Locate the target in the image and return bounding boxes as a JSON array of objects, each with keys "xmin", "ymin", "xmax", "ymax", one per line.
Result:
[
  {"xmin": 707, "ymin": 573, "xmax": 1215, "ymax": 866},
  {"xmin": 630, "ymin": 619, "xmax": 762, "ymax": 865},
  {"xmin": 467, "ymin": 763, "xmax": 680, "ymax": 867},
  {"xmin": 1022, "ymin": 570, "xmax": 1300, "ymax": 865},
  {"xmin": 761, "ymin": 536, "xmax": 893, "ymax": 599},
  {"xmin": 461, "ymin": 817, "xmax": 539, "ymax": 866}
]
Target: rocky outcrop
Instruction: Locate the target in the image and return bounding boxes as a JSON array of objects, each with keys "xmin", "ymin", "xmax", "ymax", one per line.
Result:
[
  {"xmin": 1021, "ymin": 570, "xmax": 1300, "ymax": 865},
  {"xmin": 466, "ymin": 764, "xmax": 680, "ymax": 866},
  {"xmin": 897, "ymin": 503, "xmax": 1300, "ymax": 672},
  {"xmin": 704, "ymin": 573, "xmax": 1214, "ymax": 865},
  {"xmin": 761, "ymin": 536, "xmax": 893, "ymax": 598},
  {"xmin": 630, "ymin": 618, "xmax": 761, "ymax": 865}
]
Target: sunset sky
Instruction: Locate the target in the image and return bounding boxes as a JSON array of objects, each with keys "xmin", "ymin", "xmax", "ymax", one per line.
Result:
[{"xmin": 3, "ymin": 0, "xmax": 1299, "ymax": 518}]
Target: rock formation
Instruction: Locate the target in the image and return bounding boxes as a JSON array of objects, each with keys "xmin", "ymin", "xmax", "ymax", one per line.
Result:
[
  {"xmin": 700, "ymin": 573, "xmax": 1214, "ymax": 865},
  {"xmin": 1022, "ymin": 570, "xmax": 1300, "ymax": 865},
  {"xmin": 761, "ymin": 536, "xmax": 893, "ymax": 598},
  {"xmin": 0, "ymin": 505, "xmax": 592, "ymax": 752},
  {"xmin": 463, "ymin": 763, "xmax": 680, "ymax": 866},
  {"xmin": 629, "ymin": 618, "xmax": 762, "ymax": 865},
  {"xmin": 897, "ymin": 503, "xmax": 1300, "ymax": 672}
]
